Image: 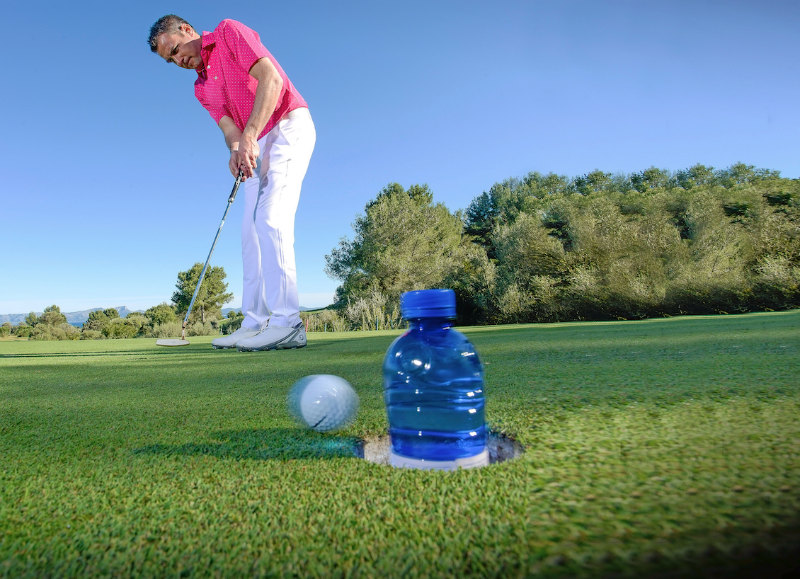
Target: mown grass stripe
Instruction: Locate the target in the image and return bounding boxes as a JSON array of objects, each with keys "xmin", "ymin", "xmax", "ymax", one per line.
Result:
[{"xmin": 0, "ymin": 311, "xmax": 798, "ymax": 577}]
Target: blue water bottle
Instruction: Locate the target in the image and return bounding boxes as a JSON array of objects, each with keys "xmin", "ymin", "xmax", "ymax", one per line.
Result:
[{"xmin": 383, "ymin": 289, "xmax": 489, "ymax": 470}]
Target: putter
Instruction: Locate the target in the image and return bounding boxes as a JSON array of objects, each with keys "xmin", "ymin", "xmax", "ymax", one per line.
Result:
[{"xmin": 157, "ymin": 171, "xmax": 244, "ymax": 347}]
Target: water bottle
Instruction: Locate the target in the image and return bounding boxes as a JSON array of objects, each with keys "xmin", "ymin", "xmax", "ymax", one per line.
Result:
[{"xmin": 383, "ymin": 289, "xmax": 489, "ymax": 470}]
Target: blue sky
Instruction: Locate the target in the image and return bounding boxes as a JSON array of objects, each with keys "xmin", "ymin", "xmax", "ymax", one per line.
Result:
[{"xmin": 2, "ymin": 0, "xmax": 798, "ymax": 315}]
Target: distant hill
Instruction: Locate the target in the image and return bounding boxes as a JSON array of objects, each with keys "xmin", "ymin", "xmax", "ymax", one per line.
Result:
[
  {"xmin": 1, "ymin": 305, "xmax": 324, "ymax": 327},
  {"xmin": 0, "ymin": 306, "xmax": 143, "ymax": 327}
]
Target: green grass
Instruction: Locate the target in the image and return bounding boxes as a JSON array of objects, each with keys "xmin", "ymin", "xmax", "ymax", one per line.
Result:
[{"xmin": 1, "ymin": 311, "xmax": 799, "ymax": 578}]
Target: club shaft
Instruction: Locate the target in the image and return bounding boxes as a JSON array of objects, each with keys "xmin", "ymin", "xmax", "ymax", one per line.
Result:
[{"xmin": 182, "ymin": 174, "xmax": 243, "ymax": 333}]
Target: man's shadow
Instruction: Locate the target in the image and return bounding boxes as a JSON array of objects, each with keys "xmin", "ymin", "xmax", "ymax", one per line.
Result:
[{"xmin": 134, "ymin": 428, "xmax": 362, "ymax": 461}]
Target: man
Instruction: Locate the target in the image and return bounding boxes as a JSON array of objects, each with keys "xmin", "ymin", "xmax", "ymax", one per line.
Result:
[{"xmin": 148, "ymin": 15, "xmax": 315, "ymax": 352}]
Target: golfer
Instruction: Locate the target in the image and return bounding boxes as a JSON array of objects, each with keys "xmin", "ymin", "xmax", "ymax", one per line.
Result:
[{"xmin": 148, "ymin": 15, "xmax": 315, "ymax": 352}]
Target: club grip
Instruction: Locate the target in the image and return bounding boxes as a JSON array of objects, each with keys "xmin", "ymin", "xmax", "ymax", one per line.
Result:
[{"xmin": 228, "ymin": 171, "xmax": 244, "ymax": 203}]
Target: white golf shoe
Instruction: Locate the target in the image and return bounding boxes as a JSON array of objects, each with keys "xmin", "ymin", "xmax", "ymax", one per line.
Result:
[
  {"xmin": 211, "ymin": 326, "xmax": 262, "ymax": 349},
  {"xmin": 236, "ymin": 322, "xmax": 307, "ymax": 352}
]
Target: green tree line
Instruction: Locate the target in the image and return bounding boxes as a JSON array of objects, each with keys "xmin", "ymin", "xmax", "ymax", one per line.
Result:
[
  {"xmin": 3, "ymin": 265, "xmax": 236, "ymax": 341},
  {"xmin": 5, "ymin": 162, "xmax": 797, "ymax": 339},
  {"xmin": 322, "ymin": 162, "xmax": 799, "ymax": 327}
]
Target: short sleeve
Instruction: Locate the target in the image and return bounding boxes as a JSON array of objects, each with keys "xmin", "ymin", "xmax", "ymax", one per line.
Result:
[
  {"xmin": 204, "ymin": 104, "xmax": 227, "ymax": 126},
  {"xmin": 217, "ymin": 19, "xmax": 271, "ymax": 73}
]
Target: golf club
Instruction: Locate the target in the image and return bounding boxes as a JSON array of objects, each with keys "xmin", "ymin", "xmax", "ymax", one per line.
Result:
[{"xmin": 156, "ymin": 171, "xmax": 244, "ymax": 347}]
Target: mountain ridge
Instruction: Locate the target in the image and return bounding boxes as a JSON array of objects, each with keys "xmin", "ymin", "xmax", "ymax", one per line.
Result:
[
  {"xmin": 1, "ymin": 305, "xmax": 323, "ymax": 326},
  {"xmin": 0, "ymin": 307, "xmax": 141, "ymax": 326}
]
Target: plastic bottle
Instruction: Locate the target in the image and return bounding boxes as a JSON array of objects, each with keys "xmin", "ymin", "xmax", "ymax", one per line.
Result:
[{"xmin": 383, "ymin": 289, "xmax": 489, "ymax": 470}]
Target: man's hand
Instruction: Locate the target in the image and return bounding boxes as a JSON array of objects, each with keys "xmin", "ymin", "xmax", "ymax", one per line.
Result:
[
  {"xmin": 221, "ymin": 116, "xmax": 258, "ymax": 180},
  {"xmin": 228, "ymin": 143, "xmax": 259, "ymax": 180},
  {"xmin": 228, "ymin": 150, "xmax": 241, "ymax": 179},
  {"xmin": 236, "ymin": 132, "xmax": 260, "ymax": 179}
]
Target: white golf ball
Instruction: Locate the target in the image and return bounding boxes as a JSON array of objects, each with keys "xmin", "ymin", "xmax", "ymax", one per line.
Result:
[{"xmin": 288, "ymin": 375, "xmax": 359, "ymax": 433}]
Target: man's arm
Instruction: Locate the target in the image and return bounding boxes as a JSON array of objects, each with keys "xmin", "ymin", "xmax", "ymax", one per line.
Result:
[
  {"xmin": 223, "ymin": 57, "xmax": 284, "ymax": 180},
  {"xmin": 219, "ymin": 116, "xmax": 244, "ymax": 179}
]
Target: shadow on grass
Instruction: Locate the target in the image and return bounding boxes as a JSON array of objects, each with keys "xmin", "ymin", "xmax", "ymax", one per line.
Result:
[{"xmin": 133, "ymin": 428, "xmax": 360, "ymax": 461}]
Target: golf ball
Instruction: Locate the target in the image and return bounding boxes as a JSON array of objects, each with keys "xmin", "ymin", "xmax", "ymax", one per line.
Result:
[{"xmin": 288, "ymin": 375, "xmax": 359, "ymax": 433}]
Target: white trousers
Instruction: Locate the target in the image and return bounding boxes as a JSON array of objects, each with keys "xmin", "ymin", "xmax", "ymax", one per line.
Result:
[{"xmin": 240, "ymin": 108, "xmax": 316, "ymax": 330}]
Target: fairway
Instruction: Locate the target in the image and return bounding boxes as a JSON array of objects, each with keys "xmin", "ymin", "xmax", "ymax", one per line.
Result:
[{"xmin": 1, "ymin": 311, "xmax": 799, "ymax": 578}]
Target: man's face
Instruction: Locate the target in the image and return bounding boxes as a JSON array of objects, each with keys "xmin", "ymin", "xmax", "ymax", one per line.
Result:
[{"xmin": 156, "ymin": 24, "xmax": 202, "ymax": 70}]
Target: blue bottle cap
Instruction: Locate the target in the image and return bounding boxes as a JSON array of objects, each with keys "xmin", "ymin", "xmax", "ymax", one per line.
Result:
[{"xmin": 401, "ymin": 289, "xmax": 456, "ymax": 319}]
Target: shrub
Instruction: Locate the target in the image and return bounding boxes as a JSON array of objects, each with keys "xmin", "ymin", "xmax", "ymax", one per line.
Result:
[
  {"xmin": 446, "ymin": 245, "xmax": 498, "ymax": 325},
  {"xmin": 83, "ymin": 308, "xmax": 119, "ymax": 333},
  {"xmin": 186, "ymin": 321, "xmax": 217, "ymax": 337},
  {"xmin": 301, "ymin": 309, "xmax": 351, "ymax": 332},
  {"xmin": 219, "ymin": 311, "xmax": 244, "ymax": 335},
  {"xmin": 150, "ymin": 322, "xmax": 183, "ymax": 338},
  {"xmin": 343, "ymin": 288, "xmax": 402, "ymax": 330},
  {"xmin": 30, "ymin": 326, "xmax": 66, "ymax": 341},
  {"xmin": 14, "ymin": 323, "xmax": 32, "ymax": 338},
  {"xmin": 81, "ymin": 329, "xmax": 104, "ymax": 340},
  {"xmin": 496, "ymin": 276, "xmax": 563, "ymax": 323},
  {"xmin": 219, "ymin": 317, "xmax": 243, "ymax": 335},
  {"xmin": 102, "ymin": 319, "xmax": 138, "ymax": 339},
  {"xmin": 752, "ymin": 255, "xmax": 800, "ymax": 309},
  {"xmin": 60, "ymin": 323, "xmax": 81, "ymax": 340},
  {"xmin": 124, "ymin": 314, "xmax": 151, "ymax": 337}
]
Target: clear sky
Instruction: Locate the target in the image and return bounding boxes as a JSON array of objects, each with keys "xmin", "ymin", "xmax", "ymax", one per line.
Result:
[{"xmin": 2, "ymin": 0, "xmax": 798, "ymax": 315}]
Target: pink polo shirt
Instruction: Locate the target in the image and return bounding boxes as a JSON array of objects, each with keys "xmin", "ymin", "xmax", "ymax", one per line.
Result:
[{"xmin": 194, "ymin": 19, "xmax": 308, "ymax": 140}]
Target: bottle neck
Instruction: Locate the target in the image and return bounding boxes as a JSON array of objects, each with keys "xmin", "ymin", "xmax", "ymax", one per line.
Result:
[{"xmin": 407, "ymin": 317, "xmax": 454, "ymax": 331}]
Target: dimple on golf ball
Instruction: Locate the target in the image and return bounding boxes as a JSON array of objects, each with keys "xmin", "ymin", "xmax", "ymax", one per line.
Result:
[{"xmin": 288, "ymin": 375, "xmax": 359, "ymax": 433}]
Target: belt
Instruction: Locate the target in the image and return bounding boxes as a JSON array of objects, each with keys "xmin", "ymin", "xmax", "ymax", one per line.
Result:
[{"xmin": 281, "ymin": 107, "xmax": 310, "ymax": 121}]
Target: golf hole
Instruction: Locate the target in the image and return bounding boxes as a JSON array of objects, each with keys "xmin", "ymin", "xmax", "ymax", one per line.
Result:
[{"xmin": 355, "ymin": 432, "xmax": 524, "ymax": 467}]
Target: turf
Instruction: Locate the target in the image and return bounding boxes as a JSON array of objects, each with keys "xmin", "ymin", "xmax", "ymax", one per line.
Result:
[{"xmin": 1, "ymin": 311, "xmax": 799, "ymax": 578}]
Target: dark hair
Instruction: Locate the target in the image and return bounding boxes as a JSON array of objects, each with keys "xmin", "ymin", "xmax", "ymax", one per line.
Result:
[{"xmin": 148, "ymin": 15, "xmax": 195, "ymax": 53}]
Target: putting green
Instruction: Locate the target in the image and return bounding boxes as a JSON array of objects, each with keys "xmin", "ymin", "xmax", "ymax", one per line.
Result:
[{"xmin": 1, "ymin": 311, "xmax": 798, "ymax": 577}]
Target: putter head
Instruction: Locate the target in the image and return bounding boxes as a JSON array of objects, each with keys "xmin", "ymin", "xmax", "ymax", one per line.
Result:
[{"xmin": 156, "ymin": 339, "xmax": 190, "ymax": 347}]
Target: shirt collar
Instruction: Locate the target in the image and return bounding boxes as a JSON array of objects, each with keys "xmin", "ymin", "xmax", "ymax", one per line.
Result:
[
  {"xmin": 197, "ymin": 31, "xmax": 216, "ymax": 80},
  {"xmin": 201, "ymin": 30, "xmax": 216, "ymax": 50}
]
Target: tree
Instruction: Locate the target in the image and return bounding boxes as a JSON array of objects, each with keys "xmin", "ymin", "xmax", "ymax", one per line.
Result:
[
  {"xmin": 25, "ymin": 312, "xmax": 39, "ymax": 327},
  {"xmin": 630, "ymin": 167, "xmax": 673, "ymax": 192},
  {"xmin": 444, "ymin": 244, "xmax": 497, "ymax": 325},
  {"xmin": 145, "ymin": 303, "xmax": 177, "ymax": 326},
  {"xmin": 574, "ymin": 170, "xmax": 613, "ymax": 195},
  {"xmin": 455, "ymin": 162, "xmax": 800, "ymax": 323},
  {"xmin": 83, "ymin": 308, "xmax": 119, "ymax": 333},
  {"xmin": 676, "ymin": 164, "xmax": 716, "ymax": 189},
  {"xmin": 463, "ymin": 192, "xmax": 499, "ymax": 252},
  {"xmin": 325, "ymin": 183, "xmax": 465, "ymax": 303},
  {"xmin": 715, "ymin": 162, "xmax": 780, "ymax": 187},
  {"xmin": 463, "ymin": 172, "xmax": 573, "ymax": 258},
  {"xmin": 171, "ymin": 264, "xmax": 232, "ymax": 323},
  {"xmin": 40, "ymin": 305, "xmax": 67, "ymax": 327},
  {"xmin": 14, "ymin": 322, "xmax": 32, "ymax": 338},
  {"xmin": 102, "ymin": 318, "xmax": 139, "ymax": 339},
  {"xmin": 124, "ymin": 313, "xmax": 151, "ymax": 337}
]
